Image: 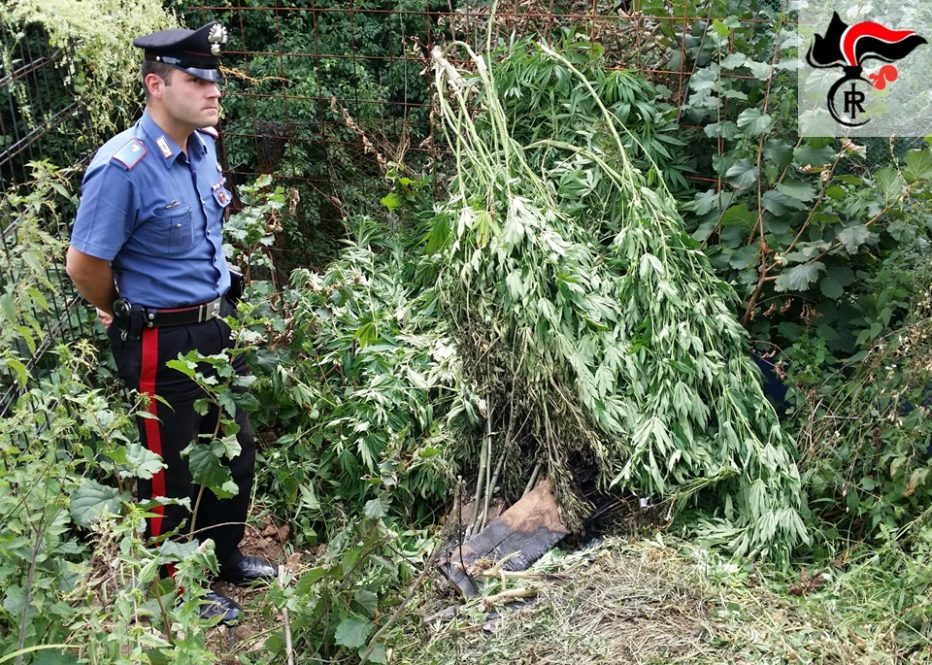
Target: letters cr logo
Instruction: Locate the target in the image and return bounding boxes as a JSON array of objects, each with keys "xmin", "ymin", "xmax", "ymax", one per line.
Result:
[{"xmin": 806, "ymin": 12, "xmax": 927, "ymax": 126}]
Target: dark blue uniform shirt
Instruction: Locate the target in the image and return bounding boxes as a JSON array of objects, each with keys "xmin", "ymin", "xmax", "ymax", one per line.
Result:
[{"xmin": 71, "ymin": 110, "xmax": 233, "ymax": 308}]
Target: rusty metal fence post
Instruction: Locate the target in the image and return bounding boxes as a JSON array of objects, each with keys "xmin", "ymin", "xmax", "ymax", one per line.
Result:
[
  {"xmin": 2, "ymin": 1, "xmax": 714, "ymax": 417},
  {"xmin": 1, "ymin": 19, "xmax": 99, "ymax": 418}
]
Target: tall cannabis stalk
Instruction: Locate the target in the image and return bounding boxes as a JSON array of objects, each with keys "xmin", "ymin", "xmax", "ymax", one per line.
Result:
[{"xmin": 428, "ymin": 34, "xmax": 806, "ymax": 561}]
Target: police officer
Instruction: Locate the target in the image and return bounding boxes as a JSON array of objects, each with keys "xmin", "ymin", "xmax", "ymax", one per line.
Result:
[{"xmin": 66, "ymin": 21, "xmax": 276, "ymax": 624}]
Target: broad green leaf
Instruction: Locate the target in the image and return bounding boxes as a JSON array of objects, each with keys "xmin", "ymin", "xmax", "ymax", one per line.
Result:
[
  {"xmin": 424, "ymin": 213, "xmax": 451, "ymax": 255},
  {"xmin": 816, "ymin": 323, "xmax": 840, "ymax": 343},
  {"xmin": 363, "ymin": 498, "xmax": 385, "ymax": 519},
  {"xmin": 5, "ymin": 357, "xmax": 29, "ymax": 388},
  {"xmin": 506, "ymin": 270, "xmax": 525, "ymax": 299},
  {"xmin": 874, "ymin": 167, "xmax": 905, "ymax": 205},
  {"xmin": 334, "ymin": 615, "xmax": 371, "ymax": 649},
  {"xmin": 764, "ymin": 139, "xmax": 795, "ymax": 171},
  {"xmin": 774, "ymin": 262, "xmax": 825, "ymax": 292},
  {"xmin": 903, "ymin": 149, "xmax": 932, "ymax": 182},
  {"xmin": 217, "ymin": 433, "xmax": 242, "ymax": 460},
  {"xmin": 745, "ymin": 60, "xmax": 773, "ymax": 79},
  {"xmin": 27, "ymin": 286, "xmax": 48, "ymax": 311},
  {"xmin": 720, "ymin": 204, "xmax": 755, "ymax": 228},
  {"xmin": 159, "ymin": 540, "xmax": 202, "ymax": 565},
  {"xmin": 15, "ymin": 325, "xmax": 37, "ymax": 355},
  {"xmin": 776, "ymin": 181, "xmax": 816, "ymax": 202},
  {"xmin": 826, "ymin": 264, "xmax": 855, "ymax": 286},
  {"xmin": 711, "ymin": 19, "xmax": 730, "ymax": 38},
  {"xmin": 837, "ymin": 224, "xmax": 873, "ymax": 253},
  {"xmin": 361, "ymin": 643, "xmax": 388, "ymax": 664},
  {"xmin": 687, "ymin": 189, "xmax": 733, "ymax": 215},
  {"xmin": 906, "ymin": 468, "xmax": 929, "ymax": 495},
  {"xmin": 295, "ymin": 567, "xmax": 330, "ymax": 596},
  {"xmin": 218, "ymin": 389, "xmax": 237, "ymax": 418},
  {"xmin": 688, "ymin": 65, "xmax": 719, "ymax": 93},
  {"xmin": 777, "ymin": 321, "xmax": 803, "ymax": 341},
  {"xmin": 353, "ymin": 589, "xmax": 379, "ymax": 617},
  {"xmin": 819, "ymin": 276, "xmax": 844, "ymax": 299},
  {"xmin": 0, "ymin": 293, "xmax": 16, "ymax": 324},
  {"xmin": 22, "ymin": 251, "xmax": 43, "ymax": 276},
  {"xmin": 720, "ymin": 53, "xmax": 747, "ymax": 69},
  {"xmin": 835, "ymin": 175, "xmax": 862, "ymax": 186},
  {"xmin": 728, "ymin": 244, "xmax": 759, "ymax": 270},
  {"xmin": 736, "ymin": 108, "xmax": 772, "ymax": 136},
  {"xmin": 762, "ymin": 190, "xmax": 807, "ymax": 215},
  {"xmin": 185, "ymin": 443, "xmax": 237, "ymax": 498},
  {"xmin": 70, "ymin": 480, "xmax": 125, "ymax": 527},
  {"xmin": 704, "ymin": 121, "xmax": 740, "ymax": 140},
  {"xmin": 794, "ymin": 143, "xmax": 836, "ymax": 167},
  {"xmin": 380, "ymin": 192, "xmax": 402, "ymax": 211},
  {"xmin": 722, "ymin": 88, "xmax": 749, "ymax": 100},
  {"xmin": 165, "ymin": 358, "xmax": 197, "ymax": 379},
  {"xmin": 725, "ymin": 160, "xmax": 759, "ymax": 189},
  {"xmin": 355, "ymin": 321, "xmax": 379, "ymax": 348},
  {"xmin": 123, "ymin": 443, "xmax": 165, "ymax": 480},
  {"xmin": 474, "ymin": 210, "xmax": 499, "ymax": 248},
  {"xmin": 33, "ymin": 648, "xmax": 79, "ymax": 665},
  {"xmin": 638, "ymin": 253, "xmax": 664, "ymax": 278}
]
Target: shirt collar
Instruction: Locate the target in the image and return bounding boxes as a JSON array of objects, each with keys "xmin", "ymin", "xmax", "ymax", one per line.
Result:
[{"xmin": 138, "ymin": 111, "xmax": 208, "ymax": 168}]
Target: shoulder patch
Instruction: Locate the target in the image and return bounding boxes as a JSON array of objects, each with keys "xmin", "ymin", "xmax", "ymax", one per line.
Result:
[
  {"xmin": 197, "ymin": 125, "xmax": 219, "ymax": 138},
  {"xmin": 111, "ymin": 139, "xmax": 147, "ymax": 170}
]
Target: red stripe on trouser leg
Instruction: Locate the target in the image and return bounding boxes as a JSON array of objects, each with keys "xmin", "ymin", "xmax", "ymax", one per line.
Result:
[{"xmin": 139, "ymin": 327, "xmax": 166, "ymax": 539}]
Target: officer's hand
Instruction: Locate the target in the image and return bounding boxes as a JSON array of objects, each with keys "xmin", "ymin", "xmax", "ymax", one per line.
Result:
[{"xmin": 96, "ymin": 307, "xmax": 113, "ymax": 330}]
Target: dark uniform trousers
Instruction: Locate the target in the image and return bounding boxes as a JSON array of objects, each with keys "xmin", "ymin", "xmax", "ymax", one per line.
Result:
[{"xmin": 109, "ymin": 296, "xmax": 255, "ymax": 568}]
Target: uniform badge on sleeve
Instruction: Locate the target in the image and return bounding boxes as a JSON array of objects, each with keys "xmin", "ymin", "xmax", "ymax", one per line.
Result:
[{"xmin": 111, "ymin": 139, "xmax": 147, "ymax": 170}]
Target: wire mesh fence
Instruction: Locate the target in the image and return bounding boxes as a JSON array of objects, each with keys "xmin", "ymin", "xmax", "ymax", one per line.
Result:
[
  {"xmin": 0, "ymin": 18, "xmax": 96, "ymax": 418},
  {"xmin": 2, "ymin": 0, "xmax": 745, "ymax": 417},
  {"xmin": 180, "ymin": 0, "xmax": 720, "ymax": 200}
]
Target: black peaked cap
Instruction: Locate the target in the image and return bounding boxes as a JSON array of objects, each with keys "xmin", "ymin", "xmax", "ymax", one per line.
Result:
[{"xmin": 133, "ymin": 21, "xmax": 227, "ymax": 82}]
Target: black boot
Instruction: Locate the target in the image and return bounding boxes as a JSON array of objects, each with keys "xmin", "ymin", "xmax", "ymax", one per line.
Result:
[
  {"xmin": 200, "ymin": 590, "xmax": 242, "ymax": 624},
  {"xmin": 218, "ymin": 550, "xmax": 279, "ymax": 586}
]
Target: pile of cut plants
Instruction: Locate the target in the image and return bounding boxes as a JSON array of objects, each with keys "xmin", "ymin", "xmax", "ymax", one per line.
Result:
[{"xmin": 410, "ymin": 31, "xmax": 805, "ymax": 561}]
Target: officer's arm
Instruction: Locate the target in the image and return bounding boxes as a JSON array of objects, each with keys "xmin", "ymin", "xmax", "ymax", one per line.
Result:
[{"xmin": 66, "ymin": 246, "xmax": 117, "ymax": 316}]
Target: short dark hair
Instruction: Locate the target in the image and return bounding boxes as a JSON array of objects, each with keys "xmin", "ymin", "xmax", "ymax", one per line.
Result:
[{"xmin": 141, "ymin": 61, "xmax": 176, "ymax": 97}]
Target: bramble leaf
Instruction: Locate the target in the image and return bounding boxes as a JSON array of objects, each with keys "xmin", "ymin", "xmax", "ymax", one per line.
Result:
[
  {"xmin": 736, "ymin": 108, "xmax": 772, "ymax": 136},
  {"xmin": 837, "ymin": 224, "xmax": 873, "ymax": 253},
  {"xmin": 335, "ymin": 615, "xmax": 371, "ymax": 649},
  {"xmin": 71, "ymin": 480, "xmax": 126, "ymax": 527},
  {"xmin": 774, "ymin": 262, "xmax": 825, "ymax": 292}
]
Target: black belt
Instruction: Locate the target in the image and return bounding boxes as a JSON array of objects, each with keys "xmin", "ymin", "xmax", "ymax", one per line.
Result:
[{"xmin": 143, "ymin": 297, "xmax": 224, "ymax": 328}]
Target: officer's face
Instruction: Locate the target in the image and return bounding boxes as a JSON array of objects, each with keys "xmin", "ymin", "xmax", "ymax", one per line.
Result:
[{"xmin": 161, "ymin": 73, "xmax": 221, "ymax": 129}]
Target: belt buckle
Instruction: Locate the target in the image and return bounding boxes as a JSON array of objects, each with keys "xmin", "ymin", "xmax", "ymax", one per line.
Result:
[{"xmin": 204, "ymin": 298, "xmax": 221, "ymax": 322}]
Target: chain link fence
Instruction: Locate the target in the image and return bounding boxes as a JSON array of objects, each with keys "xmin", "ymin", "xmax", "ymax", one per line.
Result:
[
  {"xmin": 0, "ymin": 18, "xmax": 96, "ymax": 417},
  {"xmin": 2, "ymin": 0, "xmax": 727, "ymax": 417}
]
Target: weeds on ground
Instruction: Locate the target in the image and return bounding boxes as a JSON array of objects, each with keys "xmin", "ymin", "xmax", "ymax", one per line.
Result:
[{"xmin": 399, "ymin": 536, "xmax": 930, "ymax": 665}]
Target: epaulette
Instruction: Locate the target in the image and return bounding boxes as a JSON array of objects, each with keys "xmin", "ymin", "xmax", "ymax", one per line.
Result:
[
  {"xmin": 111, "ymin": 138, "xmax": 147, "ymax": 170},
  {"xmin": 197, "ymin": 125, "xmax": 219, "ymax": 138}
]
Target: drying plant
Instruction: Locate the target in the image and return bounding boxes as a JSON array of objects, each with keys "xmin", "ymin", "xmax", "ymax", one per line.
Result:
[{"xmin": 424, "ymin": 28, "xmax": 806, "ymax": 561}]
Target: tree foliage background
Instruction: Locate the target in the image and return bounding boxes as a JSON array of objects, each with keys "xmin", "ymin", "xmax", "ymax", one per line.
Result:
[{"xmin": 0, "ymin": 0, "xmax": 930, "ymax": 662}]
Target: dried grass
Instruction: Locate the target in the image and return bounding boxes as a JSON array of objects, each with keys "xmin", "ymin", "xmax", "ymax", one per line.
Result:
[{"xmin": 401, "ymin": 536, "xmax": 927, "ymax": 665}]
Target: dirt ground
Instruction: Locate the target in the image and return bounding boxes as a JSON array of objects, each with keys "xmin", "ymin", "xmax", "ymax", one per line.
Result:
[
  {"xmin": 207, "ymin": 514, "xmax": 313, "ymax": 662},
  {"xmin": 202, "ymin": 522, "xmax": 930, "ymax": 665},
  {"xmin": 396, "ymin": 537, "xmax": 931, "ymax": 665}
]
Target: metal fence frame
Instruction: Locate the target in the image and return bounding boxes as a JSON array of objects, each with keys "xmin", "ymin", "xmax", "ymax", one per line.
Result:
[
  {"xmin": 2, "ymin": 0, "xmax": 729, "ymax": 417},
  {"xmin": 1, "ymin": 20, "xmax": 95, "ymax": 418}
]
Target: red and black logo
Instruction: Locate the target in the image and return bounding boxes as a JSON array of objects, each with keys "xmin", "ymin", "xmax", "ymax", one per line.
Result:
[{"xmin": 806, "ymin": 12, "xmax": 926, "ymax": 126}]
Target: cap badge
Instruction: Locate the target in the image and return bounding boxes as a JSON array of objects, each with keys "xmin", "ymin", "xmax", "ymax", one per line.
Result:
[{"xmin": 208, "ymin": 24, "xmax": 228, "ymax": 56}]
